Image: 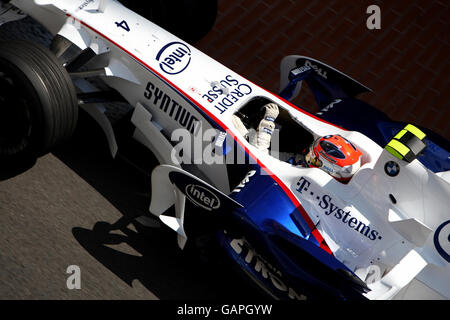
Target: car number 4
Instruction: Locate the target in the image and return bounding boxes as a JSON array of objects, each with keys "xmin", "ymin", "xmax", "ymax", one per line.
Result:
[{"xmin": 115, "ymin": 20, "xmax": 131, "ymax": 32}]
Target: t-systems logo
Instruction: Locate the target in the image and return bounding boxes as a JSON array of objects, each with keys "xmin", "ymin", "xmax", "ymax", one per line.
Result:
[
  {"xmin": 185, "ymin": 184, "xmax": 220, "ymax": 211},
  {"xmin": 156, "ymin": 42, "xmax": 191, "ymax": 75},
  {"xmin": 295, "ymin": 177, "xmax": 382, "ymax": 241}
]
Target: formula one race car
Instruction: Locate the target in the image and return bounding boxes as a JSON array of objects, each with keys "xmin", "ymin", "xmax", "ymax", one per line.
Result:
[{"xmin": 0, "ymin": 0, "xmax": 449, "ymax": 300}]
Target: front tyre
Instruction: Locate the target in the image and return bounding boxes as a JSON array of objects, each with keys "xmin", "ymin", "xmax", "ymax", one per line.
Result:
[{"xmin": 0, "ymin": 40, "xmax": 78, "ymax": 164}]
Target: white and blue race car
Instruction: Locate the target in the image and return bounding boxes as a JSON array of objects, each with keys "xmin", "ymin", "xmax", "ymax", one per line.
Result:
[{"xmin": 0, "ymin": 0, "xmax": 449, "ymax": 300}]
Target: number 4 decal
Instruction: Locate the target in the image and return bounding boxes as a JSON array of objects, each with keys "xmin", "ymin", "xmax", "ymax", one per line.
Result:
[{"xmin": 115, "ymin": 20, "xmax": 130, "ymax": 32}]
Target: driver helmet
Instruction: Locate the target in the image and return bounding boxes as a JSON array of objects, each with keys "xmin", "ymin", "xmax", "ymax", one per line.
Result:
[{"xmin": 305, "ymin": 135, "xmax": 362, "ymax": 182}]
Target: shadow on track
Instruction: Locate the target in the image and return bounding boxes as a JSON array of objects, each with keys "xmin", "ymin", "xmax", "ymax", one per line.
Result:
[
  {"xmin": 72, "ymin": 220, "xmax": 261, "ymax": 300},
  {"xmin": 55, "ymin": 111, "xmax": 266, "ymax": 300}
]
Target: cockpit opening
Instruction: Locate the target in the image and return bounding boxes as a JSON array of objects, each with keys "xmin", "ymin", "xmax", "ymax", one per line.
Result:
[
  {"xmin": 233, "ymin": 96, "xmax": 315, "ymax": 156},
  {"xmin": 232, "ymin": 96, "xmax": 365, "ymax": 183}
]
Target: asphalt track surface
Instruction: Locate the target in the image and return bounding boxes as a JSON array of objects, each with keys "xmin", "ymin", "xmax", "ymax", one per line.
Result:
[
  {"xmin": 0, "ymin": 17, "xmax": 266, "ymax": 300},
  {"xmin": 0, "ymin": 110, "xmax": 269, "ymax": 301}
]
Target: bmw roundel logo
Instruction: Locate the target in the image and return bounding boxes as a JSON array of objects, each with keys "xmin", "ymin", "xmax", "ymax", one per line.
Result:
[
  {"xmin": 434, "ymin": 220, "xmax": 450, "ymax": 263},
  {"xmin": 384, "ymin": 161, "xmax": 400, "ymax": 177}
]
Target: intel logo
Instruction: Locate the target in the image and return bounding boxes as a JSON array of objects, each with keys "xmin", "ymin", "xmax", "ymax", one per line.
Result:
[
  {"xmin": 185, "ymin": 184, "xmax": 220, "ymax": 211},
  {"xmin": 156, "ymin": 41, "xmax": 191, "ymax": 75}
]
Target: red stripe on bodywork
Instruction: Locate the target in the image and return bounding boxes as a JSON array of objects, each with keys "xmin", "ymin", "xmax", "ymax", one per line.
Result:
[{"xmin": 68, "ymin": 14, "xmax": 332, "ymax": 254}]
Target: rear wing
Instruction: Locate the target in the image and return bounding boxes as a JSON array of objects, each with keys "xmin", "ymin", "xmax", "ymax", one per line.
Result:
[{"xmin": 279, "ymin": 55, "xmax": 372, "ymax": 108}]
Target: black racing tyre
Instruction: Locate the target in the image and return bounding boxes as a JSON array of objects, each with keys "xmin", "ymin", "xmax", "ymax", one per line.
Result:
[
  {"xmin": 0, "ymin": 40, "xmax": 78, "ymax": 164},
  {"xmin": 120, "ymin": 0, "xmax": 218, "ymax": 43}
]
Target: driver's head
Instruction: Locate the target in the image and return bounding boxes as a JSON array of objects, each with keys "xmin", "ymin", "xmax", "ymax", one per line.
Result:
[{"xmin": 305, "ymin": 135, "xmax": 362, "ymax": 182}]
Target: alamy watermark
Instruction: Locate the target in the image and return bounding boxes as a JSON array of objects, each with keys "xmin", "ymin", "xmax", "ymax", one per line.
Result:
[
  {"xmin": 367, "ymin": 5, "xmax": 381, "ymax": 30},
  {"xmin": 66, "ymin": 265, "xmax": 81, "ymax": 290},
  {"xmin": 177, "ymin": 304, "xmax": 272, "ymax": 318},
  {"xmin": 169, "ymin": 125, "xmax": 282, "ymax": 167}
]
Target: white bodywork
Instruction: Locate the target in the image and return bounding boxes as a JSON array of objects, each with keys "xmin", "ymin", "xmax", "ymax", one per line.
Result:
[{"xmin": 5, "ymin": 0, "xmax": 449, "ymax": 300}]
